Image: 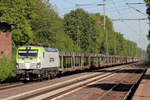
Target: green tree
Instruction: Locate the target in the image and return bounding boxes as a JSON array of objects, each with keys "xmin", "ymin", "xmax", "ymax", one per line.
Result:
[
  {"xmin": 0, "ymin": 0, "xmax": 81, "ymax": 82},
  {"xmin": 0, "ymin": 0, "xmax": 36, "ymax": 45},
  {"xmin": 30, "ymin": 0, "xmax": 80, "ymax": 51},
  {"xmin": 147, "ymin": 43, "xmax": 150, "ymax": 60},
  {"xmin": 64, "ymin": 8, "xmax": 98, "ymax": 53},
  {"xmin": 144, "ymin": 0, "xmax": 150, "ymax": 39},
  {"xmin": 90, "ymin": 13, "xmax": 117, "ymax": 54}
]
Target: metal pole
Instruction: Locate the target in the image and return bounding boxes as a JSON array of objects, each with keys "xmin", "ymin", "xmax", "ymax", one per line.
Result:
[
  {"xmin": 77, "ymin": 25, "xmax": 80, "ymax": 48},
  {"xmin": 114, "ymin": 33, "xmax": 116, "ymax": 55},
  {"xmin": 103, "ymin": 0, "xmax": 108, "ymax": 55},
  {"xmin": 76, "ymin": 5, "xmax": 80, "ymax": 48}
]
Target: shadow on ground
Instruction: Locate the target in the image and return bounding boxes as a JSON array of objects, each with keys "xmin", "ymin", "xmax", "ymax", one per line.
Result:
[
  {"xmin": 93, "ymin": 69, "xmax": 144, "ymax": 74},
  {"xmin": 86, "ymin": 83, "xmax": 132, "ymax": 92},
  {"xmin": 143, "ymin": 74, "xmax": 150, "ymax": 80}
]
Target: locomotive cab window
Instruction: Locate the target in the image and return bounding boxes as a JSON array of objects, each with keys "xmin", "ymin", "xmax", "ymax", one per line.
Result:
[{"xmin": 18, "ymin": 49, "xmax": 38, "ymax": 58}]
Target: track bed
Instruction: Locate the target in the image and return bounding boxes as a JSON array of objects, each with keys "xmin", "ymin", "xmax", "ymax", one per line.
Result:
[{"xmin": 0, "ymin": 62, "xmax": 146, "ymax": 100}]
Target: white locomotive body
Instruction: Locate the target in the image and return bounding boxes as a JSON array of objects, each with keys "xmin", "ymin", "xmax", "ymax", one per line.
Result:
[{"xmin": 16, "ymin": 45, "xmax": 60, "ymax": 80}]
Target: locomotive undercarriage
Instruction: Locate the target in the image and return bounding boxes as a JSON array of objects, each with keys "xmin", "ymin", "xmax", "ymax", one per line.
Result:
[{"xmin": 16, "ymin": 67, "xmax": 59, "ymax": 81}]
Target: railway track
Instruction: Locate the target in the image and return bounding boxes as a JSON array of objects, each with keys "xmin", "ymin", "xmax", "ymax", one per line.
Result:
[
  {"xmin": 96, "ymin": 69, "xmax": 145, "ymax": 100},
  {"xmin": 0, "ymin": 82, "xmax": 24, "ymax": 91},
  {"xmin": 43, "ymin": 66, "xmax": 145, "ymax": 100},
  {"xmin": 1, "ymin": 64, "xmax": 131, "ymax": 100},
  {"xmin": 18, "ymin": 65, "xmax": 134, "ymax": 100},
  {"xmin": 0, "ymin": 63, "xmax": 145, "ymax": 100},
  {"xmin": 0, "ymin": 63, "xmax": 132, "ymax": 91}
]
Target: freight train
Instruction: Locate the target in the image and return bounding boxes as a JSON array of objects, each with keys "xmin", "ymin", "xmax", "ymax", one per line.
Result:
[{"xmin": 16, "ymin": 44, "xmax": 138, "ymax": 81}]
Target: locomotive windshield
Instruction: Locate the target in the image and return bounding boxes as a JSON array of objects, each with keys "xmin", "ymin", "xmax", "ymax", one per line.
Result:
[{"xmin": 18, "ymin": 49, "xmax": 38, "ymax": 58}]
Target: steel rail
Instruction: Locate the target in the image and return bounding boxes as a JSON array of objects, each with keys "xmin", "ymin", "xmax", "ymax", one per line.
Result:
[
  {"xmin": 96, "ymin": 68, "xmax": 145, "ymax": 100},
  {"xmin": 28, "ymin": 65, "xmax": 132, "ymax": 100},
  {"xmin": 122, "ymin": 69, "xmax": 146, "ymax": 100},
  {"xmin": 0, "ymin": 82, "xmax": 24, "ymax": 91}
]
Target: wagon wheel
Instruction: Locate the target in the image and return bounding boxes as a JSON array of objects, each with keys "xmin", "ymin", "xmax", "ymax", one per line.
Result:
[
  {"xmin": 50, "ymin": 73, "xmax": 55, "ymax": 79},
  {"xmin": 48, "ymin": 74, "xmax": 51, "ymax": 79}
]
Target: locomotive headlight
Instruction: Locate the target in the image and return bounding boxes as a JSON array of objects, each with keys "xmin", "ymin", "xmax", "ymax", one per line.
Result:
[
  {"xmin": 36, "ymin": 63, "xmax": 41, "ymax": 68},
  {"xmin": 16, "ymin": 63, "xmax": 19, "ymax": 68}
]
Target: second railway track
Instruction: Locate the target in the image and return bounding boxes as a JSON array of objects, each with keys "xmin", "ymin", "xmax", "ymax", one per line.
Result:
[{"xmin": 96, "ymin": 69, "xmax": 146, "ymax": 100}]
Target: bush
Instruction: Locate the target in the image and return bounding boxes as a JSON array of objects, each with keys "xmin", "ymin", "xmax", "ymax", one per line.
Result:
[{"xmin": 0, "ymin": 57, "xmax": 16, "ymax": 83}]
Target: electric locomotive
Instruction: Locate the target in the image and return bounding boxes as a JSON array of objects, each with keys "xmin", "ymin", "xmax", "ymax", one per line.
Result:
[{"xmin": 16, "ymin": 44, "xmax": 60, "ymax": 81}]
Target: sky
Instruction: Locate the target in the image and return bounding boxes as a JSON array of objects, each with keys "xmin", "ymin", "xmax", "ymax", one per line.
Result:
[{"xmin": 50, "ymin": 0, "xmax": 149, "ymax": 51}]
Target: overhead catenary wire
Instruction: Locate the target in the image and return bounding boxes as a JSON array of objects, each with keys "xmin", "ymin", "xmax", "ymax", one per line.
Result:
[
  {"xmin": 126, "ymin": 3, "xmax": 150, "ymax": 18},
  {"xmin": 60, "ymin": 1, "xmax": 145, "ymax": 15},
  {"xmin": 126, "ymin": 3, "xmax": 145, "ymax": 5},
  {"xmin": 75, "ymin": 0, "xmax": 147, "ymax": 53},
  {"xmin": 52, "ymin": 0, "xmax": 149, "ymax": 50},
  {"xmin": 112, "ymin": 18, "xmax": 148, "ymax": 21},
  {"xmin": 109, "ymin": 0, "xmax": 140, "ymax": 54},
  {"xmin": 109, "ymin": 1, "xmax": 144, "ymax": 35},
  {"xmin": 109, "ymin": 0, "xmax": 147, "ymax": 54},
  {"xmin": 75, "ymin": 3, "xmax": 104, "ymax": 7}
]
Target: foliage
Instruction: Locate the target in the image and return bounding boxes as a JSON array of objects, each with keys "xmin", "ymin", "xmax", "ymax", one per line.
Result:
[
  {"xmin": 89, "ymin": 13, "xmax": 116, "ymax": 54},
  {"xmin": 64, "ymin": 9, "xmax": 98, "ymax": 53},
  {"xmin": 86, "ymin": 13, "xmax": 142, "ymax": 57},
  {"xmin": 0, "ymin": 0, "xmax": 79, "ymax": 51},
  {"xmin": 147, "ymin": 43, "xmax": 150, "ymax": 60},
  {"xmin": 0, "ymin": 45, "xmax": 16, "ymax": 83},
  {"xmin": 30, "ymin": 0, "xmax": 80, "ymax": 51},
  {"xmin": 0, "ymin": 57, "xmax": 16, "ymax": 82},
  {"xmin": 0, "ymin": 0, "xmax": 145, "ymax": 82},
  {"xmin": 144, "ymin": 0, "xmax": 150, "ymax": 39},
  {"xmin": 0, "ymin": 0, "xmax": 142, "ymax": 55},
  {"xmin": 0, "ymin": 0, "xmax": 35, "ymax": 45}
]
